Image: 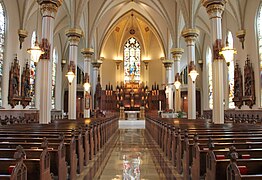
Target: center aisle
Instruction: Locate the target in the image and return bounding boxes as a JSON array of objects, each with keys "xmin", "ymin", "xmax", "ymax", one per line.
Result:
[{"xmin": 96, "ymin": 129, "xmax": 165, "ymax": 179}]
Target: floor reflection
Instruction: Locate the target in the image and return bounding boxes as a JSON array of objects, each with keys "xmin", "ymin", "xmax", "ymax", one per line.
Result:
[
  {"xmin": 79, "ymin": 129, "xmax": 179, "ymax": 180},
  {"xmin": 98, "ymin": 129, "xmax": 163, "ymax": 180}
]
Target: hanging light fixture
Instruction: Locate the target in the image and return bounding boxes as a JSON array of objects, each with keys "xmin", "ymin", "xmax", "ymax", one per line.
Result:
[
  {"xmin": 188, "ymin": 61, "xmax": 199, "ymax": 83},
  {"xmin": 219, "ymin": 38, "xmax": 237, "ymax": 63},
  {"xmin": 83, "ymin": 73, "xmax": 91, "ymax": 92},
  {"xmin": 27, "ymin": 4, "xmax": 44, "ymax": 64},
  {"xmin": 219, "ymin": 8, "xmax": 237, "ymax": 63},
  {"xmin": 66, "ymin": 61, "xmax": 75, "ymax": 85},
  {"xmin": 174, "ymin": 73, "xmax": 181, "ymax": 90}
]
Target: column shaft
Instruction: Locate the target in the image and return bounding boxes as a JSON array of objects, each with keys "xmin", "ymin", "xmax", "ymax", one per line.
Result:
[
  {"xmin": 66, "ymin": 29, "xmax": 83, "ymax": 119},
  {"xmin": 203, "ymin": 0, "xmax": 226, "ymax": 124},
  {"xmin": 81, "ymin": 48, "xmax": 94, "ymax": 118},
  {"xmin": 38, "ymin": 1, "xmax": 62, "ymax": 124},
  {"xmin": 182, "ymin": 29, "xmax": 199, "ymax": 119}
]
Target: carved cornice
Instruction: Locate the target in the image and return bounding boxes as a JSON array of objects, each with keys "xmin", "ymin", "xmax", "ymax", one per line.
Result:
[
  {"xmin": 65, "ymin": 28, "xmax": 83, "ymax": 45},
  {"xmin": 202, "ymin": 0, "xmax": 227, "ymax": 18},
  {"xmin": 38, "ymin": 0, "xmax": 63, "ymax": 14},
  {"xmin": 171, "ymin": 48, "xmax": 184, "ymax": 61},
  {"xmin": 182, "ymin": 28, "xmax": 199, "ymax": 45},
  {"xmin": 81, "ymin": 48, "xmax": 94, "ymax": 58}
]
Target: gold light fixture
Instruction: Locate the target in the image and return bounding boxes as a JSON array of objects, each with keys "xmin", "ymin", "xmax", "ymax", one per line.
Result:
[
  {"xmin": 143, "ymin": 59, "xmax": 150, "ymax": 70},
  {"xmin": 174, "ymin": 73, "xmax": 181, "ymax": 90},
  {"xmin": 188, "ymin": 61, "xmax": 198, "ymax": 83},
  {"xmin": 219, "ymin": 10, "xmax": 237, "ymax": 63},
  {"xmin": 114, "ymin": 58, "xmax": 122, "ymax": 70},
  {"xmin": 66, "ymin": 61, "xmax": 75, "ymax": 85},
  {"xmin": 219, "ymin": 37, "xmax": 237, "ymax": 63},
  {"xmin": 27, "ymin": 4, "xmax": 44, "ymax": 64},
  {"xmin": 83, "ymin": 73, "xmax": 91, "ymax": 92}
]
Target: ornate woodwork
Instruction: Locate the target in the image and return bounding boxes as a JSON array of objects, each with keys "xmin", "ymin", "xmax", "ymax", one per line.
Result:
[
  {"xmin": 233, "ymin": 63, "xmax": 243, "ymax": 109},
  {"xmin": 94, "ymin": 74, "xmax": 102, "ymax": 109},
  {"xmin": 243, "ymin": 57, "xmax": 255, "ymax": 108},
  {"xmin": 8, "ymin": 56, "xmax": 22, "ymax": 108},
  {"xmin": 21, "ymin": 62, "xmax": 31, "ymax": 108}
]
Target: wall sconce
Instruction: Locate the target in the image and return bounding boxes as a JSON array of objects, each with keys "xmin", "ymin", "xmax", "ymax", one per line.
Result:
[
  {"xmin": 143, "ymin": 59, "xmax": 150, "ymax": 70},
  {"xmin": 66, "ymin": 61, "xmax": 75, "ymax": 85},
  {"xmin": 197, "ymin": 59, "xmax": 203, "ymax": 70},
  {"xmin": 61, "ymin": 59, "xmax": 67, "ymax": 69},
  {"xmin": 188, "ymin": 61, "xmax": 199, "ymax": 83},
  {"xmin": 174, "ymin": 73, "xmax": 181, "ymax": 90},
  {"xmin": 114, "ymin": 59, "xmax": 122, "ymax": 70},
  {"xmin": 83, "ymin": 73, "xmax": 91, "ymax": 92}
]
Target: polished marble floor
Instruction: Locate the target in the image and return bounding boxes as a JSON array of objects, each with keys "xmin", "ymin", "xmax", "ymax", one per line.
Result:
[{"xmin": 78, "ymin": 129, "xmax": 180, "ymax": 180}]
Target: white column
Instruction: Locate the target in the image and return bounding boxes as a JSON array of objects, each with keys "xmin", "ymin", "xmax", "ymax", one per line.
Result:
[
  {"xmin": 162, "ymin": 59, "xmax": 174, "ymax": 110},
  {"xmin": 202, "ymin": 0, "xmax": 226, "ymax": 124},
  {"xmin": 182, "ymin": 29, "xmax": 199, "ymax": 119},
  {"xmin": 37, "ymin": 0, "xmax": 62, "ymax": 124},
  {"xmin": 171, "ymin": 48, "xmax": 184, "ymax": 112},
  {"xmin": 81, "ymin": 48, "xmax": 94, "ymax": 118},
  {"xmin": 65, "ymin": 28, "xmax": 83, "ymax": 119},
  {"xmin": 91, "ymin": 59, "xmax": 103, "ymax": 109}
]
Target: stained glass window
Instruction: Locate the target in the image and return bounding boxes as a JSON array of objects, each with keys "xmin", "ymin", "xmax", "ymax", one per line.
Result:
[
  {"xmin": 257, "ymin": 4, "xmax": 262, "ymax": 107},
  {"xmin": 124, "ymin": 37, "xmax": 140, "ymax": 83},
  {"xmin": 52, "ymin": 48, "xmax": 57, "ymax": 109},
  {"xmin": 206, "ymin": 47, "xmax": 213, "ymax": 109},
  {"xmin": 0, "ymin": 2, "xmax": 5, "ymax": 107},
  {"xmin": 227, "ymin": 31, "xmax": 235, "ymax": 109},
  {"xmin": 30, "ymin": 31, "xmax": 37, "ymax": 107}
]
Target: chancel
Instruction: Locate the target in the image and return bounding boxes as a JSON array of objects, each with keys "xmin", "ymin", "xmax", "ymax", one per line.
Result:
[{"xmin": 1, "ymin": 0, "xmax": 262, "ymax": 179}]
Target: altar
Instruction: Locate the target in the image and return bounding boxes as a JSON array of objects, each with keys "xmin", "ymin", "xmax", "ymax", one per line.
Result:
[{"xmin": 125, "ymin": 111, "xmax": 139, "ymax": 120}]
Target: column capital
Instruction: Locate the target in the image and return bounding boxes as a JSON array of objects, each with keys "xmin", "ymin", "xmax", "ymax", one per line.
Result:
[
  {"xmin": 182, "ymin": 28, "xmax": 199, "ymax": 45},
  {"xmin": 202, "ymin": 0, "xmax": 227, "ymax": 18},
  {"xmin": 81, "ymin": 48, "xmax": 94, "ymax": 58},
  {"xmin": 18, "ymin": 29, "xmax": 28, "ymax": 49},
  {"xmin": 171, "ymin": 48, "xmax": 184, "ymax": 61},
  {"xmin": 38, "ymin": 0, "xmax": 63, "ymax": 14},
  {"xmin": 162, "ymin": 59, "xmax": 173, "ymax": 68},
  {"xmin": 91, "ymin": 59, "xmax": 103, "ymax": 69},
  {"xmin": 65, "ymin": 28, "xmax": 83, "ymax": 45}
]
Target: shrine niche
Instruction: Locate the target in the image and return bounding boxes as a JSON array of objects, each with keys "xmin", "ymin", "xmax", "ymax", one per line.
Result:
[
  {"xmin": 233, "ymin": 63, "xmax": 243, "ymax": 109},
  {"xmin": 8, "ymin": 56, "xmax": 22, "ymax": 108},
  {"xmin": 94, "ymin": 74, "xmax": 102, "ymax": 109},
  {"xmin": 243, "ymin": 57, "xmax": 255, "ymax": 108},
  {"xmin": 21, "ymin": 62, "xmax": 31, "ymax": 108}
]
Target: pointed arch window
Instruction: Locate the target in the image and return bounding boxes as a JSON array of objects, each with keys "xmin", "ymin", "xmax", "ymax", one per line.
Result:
[
  {"xmin": 227, "ymin": 31, "xmax": 235, "ymax": 109},
  {"xmin": 0, "ymin": 1, "xmax": 5, "ymax": 107},
  {"xmin": 29, "ymin": 31, "xmax": 37, "ymax": 107},
  {"xmin": 206, "ymin": 47, "xmax": 213, "ymax": 109},
  {"xmin": 257, "ymin": 4, "xmax": 262, "ymax": 107},
  {"xmin": 52, "ymin": 48, "xmax": 58, "ymax": 109},
  {"xmin": 124, "ymin": 37, "xmax": 141, "ymax": 83}
]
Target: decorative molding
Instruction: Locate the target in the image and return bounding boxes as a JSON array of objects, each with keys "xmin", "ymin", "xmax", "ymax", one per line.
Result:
[
  {"xmin": 213, "ymin": 39, "xmax": 224, "ymax": 61},
  {"xmin": 236, "ymin": 30, "xmax": 246, "ymax": 49},
  {"xmin": 182, "ymin": 28, "xmax": 199, "ymax": 45},
  {"xmin": 171, "ymin": 48, "xmax": 184, "ymax": 61}
]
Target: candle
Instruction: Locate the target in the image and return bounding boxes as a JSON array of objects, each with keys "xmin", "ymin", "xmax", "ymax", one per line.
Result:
[{"xmin": 159, "ymin": 101, "xmax": 161, "ymax": 111}]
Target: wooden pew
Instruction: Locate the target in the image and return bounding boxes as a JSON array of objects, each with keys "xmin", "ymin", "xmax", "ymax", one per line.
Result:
[
  {"xmin": 206, "ymin": 146, "xmax": 262, "ymax": 180},
  {"xmin": 0, "ymin": 146, "xmax": 27, "ymax": 180}
]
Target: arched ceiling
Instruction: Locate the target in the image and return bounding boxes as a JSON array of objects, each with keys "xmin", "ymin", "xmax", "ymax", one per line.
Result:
[{"xmin": 8, "ymin": 0, "xmax": 251, "ymax": 59}]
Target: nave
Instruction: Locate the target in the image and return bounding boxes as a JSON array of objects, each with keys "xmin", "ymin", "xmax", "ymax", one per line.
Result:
[{"xmin": 1, "ymin": 113, "xmax": 262, "ymax": 179}]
